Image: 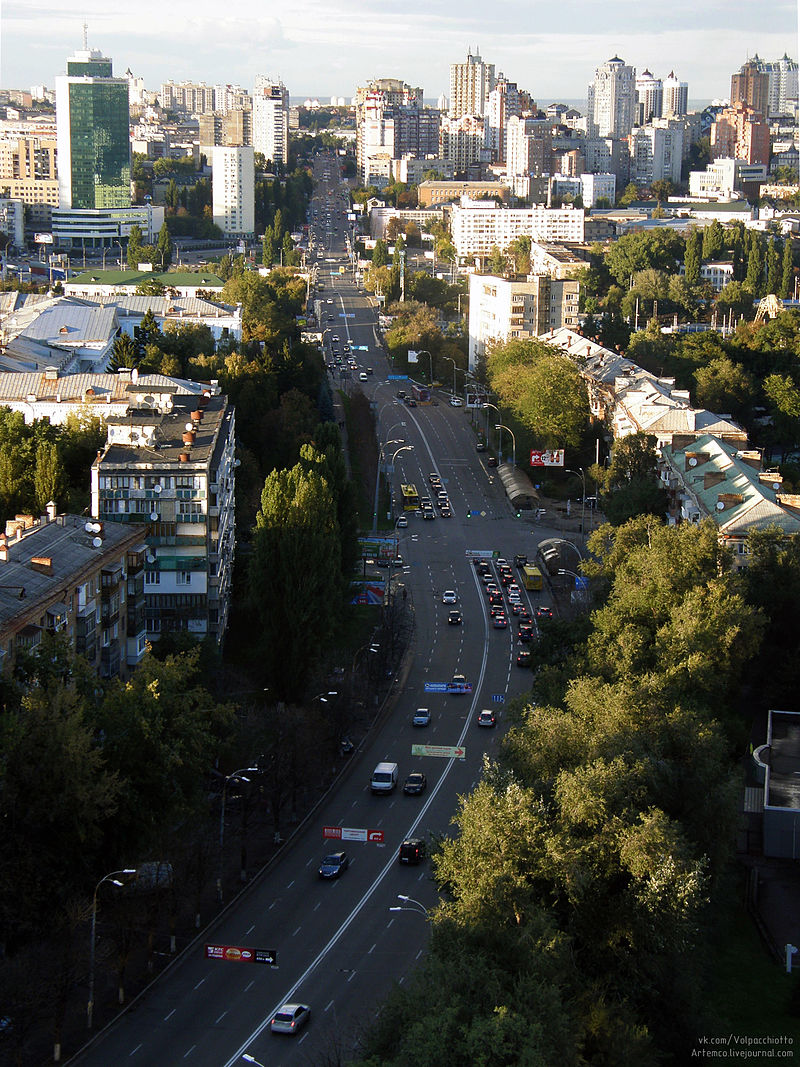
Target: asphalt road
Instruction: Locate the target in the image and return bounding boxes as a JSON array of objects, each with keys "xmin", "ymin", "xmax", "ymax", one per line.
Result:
[{"xmin": 73, "ymin": 155, "xmax": 552, "ymax": 1067}]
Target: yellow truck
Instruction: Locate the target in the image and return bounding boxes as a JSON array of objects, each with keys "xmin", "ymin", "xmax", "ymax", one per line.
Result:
[{"xmin": 522, "ymin": 564, "xmax": 543, "ymax": 591}]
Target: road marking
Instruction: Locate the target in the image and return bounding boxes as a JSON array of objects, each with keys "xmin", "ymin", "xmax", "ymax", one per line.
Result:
[
  {"xmin": 416, "ymin": 949, "xmax": 424, "ymax": 960},
  {"xmin": 164, "ymin": 1009, "xmax": 176, "ymax": 1021},
  {"xmin": 314, "ymin": 901, "xmax": 321, "ymax": 911},
  {"xmin": 368, "ymin": 943, "xmax": 376, "ymax": 955},
  {"xmin": 286, "ymin": 880, "xmax": 294, "ymax": 889},
  {"xmin": 183, "ymin": 1046, "xmax": 196, "ymax": 1058},
  {"xmin": 215, "ymin": 1012, "xmax": 227, "ymax": 1024},
  {"xmin": 244, "ymin": 925, "xmax": 254, "ymax": 936},
  {"xmin": 347, "ymin": 970, "xmax": 357, "ymax": 982},
  {"xmin": 129, "ymin": 1045, "xmax": 142, "ymax": 1057},
  {"xmin": 325, "ymin": 1000, "xmax": 335, "ymax": 1012},
  {"xmin": 293, "ymin": 926, "xmax": 302, "ymax": 937},
  {"xmin": 245, "ymin": 980, "xmax": 255, "ymax": 992},
  {"xmin": 193, "ymin": 978, "xmax": 205, "ymax": 990},
  {"xmin": 269, "ymin": 900, "xmax": 277, "ymax": 910}
]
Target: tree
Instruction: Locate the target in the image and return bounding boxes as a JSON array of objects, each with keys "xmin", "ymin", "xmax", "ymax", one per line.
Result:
[
  {"xmin": 33, "ymin": 441, "xmax": 66, "ymax": 512},
  {"xmin": 594, "ymin": 431, "xmax": 668, "ymax": 525},
  {"xmin": 605, "ymin": 229, "xmax": 684, "ymax": 285},
  {"xmin": 248, "ymin": 461, "xmax": 343, "ymax": 701},
  {"xmin": 781, "ymin": 237, "xmax": 794, "ymax": 299},
  {"xmin": 156, "ymin": 221, "xmax": 172, "ymax": 270},
  {"xmin": 486, "ymin": 340, "xmax": 589, "ymax": 448},
  {"xmin": 683, "ymin": 228, "xmax": 702, "ymax": 287},
  {"xmin": 693, "ymin": 356, "xmax": 756, "ymax": 422},
  {"xmin": 134, "ymin": 307, "xmax": 163, "ymax": 361},
  {"xmin": 262, "ymin": 227, "xmax": 276, "ymax": 267},
  {"xmin": 126, "ymin": 225, "xmax": 143, "ymax": 270},
  {"xmin": 487, "ymin": 245, "xmax": 507, "ymax": 275},
  {"xmin": 745, "ymin": 235, "xmax": 764, "ymax": 296},
  {"xmin": 701, "ymin": 220, "xmax": 725, "ymax": 261},
  {"xmin": 372, "ymin": 238, "xmax": 388, "ymax": 268},
  {"xmin": 715, "ymin": 280, "xmax": 754, "ymax": 320},
  {"xmin": 650, "ymin": 179, "xmax": 674, "ymax": 205},
  {"xmin": 618, "ymin": 181, "xmax": 639, "ymax": 206},
  {"xmin": 108, "ymin": 333, "xmax": 137, "ymax": 371}
]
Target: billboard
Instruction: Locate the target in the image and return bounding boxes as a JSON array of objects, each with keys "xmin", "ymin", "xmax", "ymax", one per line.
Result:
[
  {"xmin": 466, "ymin": 392, "xmax": 487, "ymax": 410},
  {"xmin": 529, "ymin": 449, "xmax": 565, "ymax": 467}
]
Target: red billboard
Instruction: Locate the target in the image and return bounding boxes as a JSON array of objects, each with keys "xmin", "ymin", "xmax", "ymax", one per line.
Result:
[{"xmin": 529, "ymin": 449, "xmax": 565, "ymax": 467}]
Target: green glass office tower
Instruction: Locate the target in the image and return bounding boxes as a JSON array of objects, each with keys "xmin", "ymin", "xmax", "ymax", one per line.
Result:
[{"xmin": 56, "ymin": 48, "xmax": 130, "ymax": 210}]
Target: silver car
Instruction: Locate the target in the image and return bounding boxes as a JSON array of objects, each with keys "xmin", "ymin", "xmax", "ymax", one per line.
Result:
[{"xmin": 270, "ymin": 1002, "xmax": 311, "ymax": 1035}]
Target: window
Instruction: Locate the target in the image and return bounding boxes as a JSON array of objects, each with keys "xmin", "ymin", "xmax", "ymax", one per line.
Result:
[
  {"xmin": 145, "ymin": 570, "xmax": 160, "ymax": 586},
  {"xmin": 176, "ymin": 572, "xmax": 192, "ymax": 586}
]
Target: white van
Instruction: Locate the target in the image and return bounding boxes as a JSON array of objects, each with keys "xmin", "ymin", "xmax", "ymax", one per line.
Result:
[{"xmin": 371, "ymin": 761, "xmax": 398, "ymax": 794}]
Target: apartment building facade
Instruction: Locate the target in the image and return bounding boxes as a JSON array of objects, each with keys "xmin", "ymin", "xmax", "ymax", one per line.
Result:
[
  {"xmin": 91, "ymin": 383, "xmax": 236, "ymax": 646},
  {"xmin": 451, "ymin": 201, "xmax": 585, "ymax": 261},
  {"xmin": 0, "ymin": 510, "xmax": 148, "ymax": 680},
  {"xmin": 212, "ymin": 145, "xmax": 255, "ymax": 236},
  {"xmin": 253, "ymin": 76, "xmax": 289, "ymax": 165},
  {"xmin": 468, "ymin": 272, "xmax": 580, "ymax": 371}
]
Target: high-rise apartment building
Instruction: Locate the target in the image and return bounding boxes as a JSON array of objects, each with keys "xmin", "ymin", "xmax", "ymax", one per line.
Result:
[
  {"xmin": 710, "ymin": 102, "xmax": 770, "ymax": 166},
  {"xmin": 212, "ymin": 146, "xmax": 255, "ymax": 236},
  {"xmin": 505, "ymin": 115, "xmax": 552, "ymax": 178},
  {"xmin": 731, "ymin": 60, "xmax": 770, "ymax": 119},
  {"xmin": 587, "ymin": 57, "xmax": 636, "ymax": 139},
  {"xmin": 159, "ymin": 81, "xmax": 217, "ymax": 115},
  {"xmin": 198, "ymin": 108, "xmax": 252, "ymax": 149},
  {"xmin": 439, "ymin": 114, "xmax": 489, "ymax": 172},
  {"xmin": 356, "ymin": 79, "xmax": 436, "ymax": 184},
  {"xmin": 253, "ymin": 76, "xmax": 289, "ymax": 166},
  {"xmin": 662, "ymin": 72, "xmax": 689, "ymax": 117},
  {"xmin": 55, "ymin": 44, "xmax": 130, "ymax": 210},
  {"xmin": 635, "ymin": 71, "xmax": 663, "ymax": 124},
  {"xmin": 449, "ymin": 49, "xmax": 495, "ymax": 120},
  {"xmin": 487, "ymin": 77, "xmax": 520, "ymax": 163},
  {"xmin": 629, "ymin": 121, "xmax": 683, "ymax": 185}
]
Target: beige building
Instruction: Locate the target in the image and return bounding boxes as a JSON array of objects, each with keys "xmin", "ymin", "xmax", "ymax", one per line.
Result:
[
  {"xmin": 0, "ymin": 509, "xmax": 148, "ymax": 680},
  {"xmin": 417, "ymin": 179, "xmax": 509, "ymax": 207},
  {"xmin": 468, "ymin": 272, "xmax": 580, "ymax": 370}
]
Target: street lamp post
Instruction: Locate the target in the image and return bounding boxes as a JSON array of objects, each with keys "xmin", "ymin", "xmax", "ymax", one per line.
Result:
[
  {"xmin": 558, "ymin": 567, "xmax": 589, "ymax": 609},
  {"xmin": 414, "ymin": 349, "xmax": 434, "ymax": 385},
  {"xmin": 88, "ymin": 868, "xmax": 137, "ymax": 1029},
  {"xmin": 442, "ymin": 354, "xmax": 458, "ymax": 399},
  {"xmin": 482, "ymin": 401, "xmax": 500, "ymax": 458},
  {"xmin": 565, "ymin": 468, "xmax": 586, "ymax": 534},
  {"xmin": 389, "ymin": 894, "xmax": 430, "ymax": 918},
  {"xmin": 495, "ymin": 423, "xmax": 516, "ymax": 468},
  {"xmin": 217, "ymin": 768, "xmax": 258, "ymax": 903},
  {"xmin": 548, "ymin": 538, "xmax": 585, "ymax": 566},
  {"xmin": 372, "ymin": 439, "xmax": 408, "ymax": 535}
]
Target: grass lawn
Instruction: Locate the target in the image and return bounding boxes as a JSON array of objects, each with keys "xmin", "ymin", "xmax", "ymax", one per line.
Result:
[{"xmin": 706, "ymin": 894, "xmax": 800, "ymax": 1040}]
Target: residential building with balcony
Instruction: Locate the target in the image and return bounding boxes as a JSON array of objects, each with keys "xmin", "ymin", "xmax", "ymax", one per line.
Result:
[
  {"xmin": 211, "ymin": 145, "xmax": 255, "ymax": 237},
  {"xmin": 0, "ymin": 509, "xmax": 147, "ymax": 679},
  {"xmin": 468, "ymin": 272, "xmax": 580, "ymax": 371},
  {"xmin": 91, "ymin": 383, "xmax": 236, "ymax": 645},
  {"xmin": 451, "ymin": 201, "xmax": 585, "ymax": 262}
]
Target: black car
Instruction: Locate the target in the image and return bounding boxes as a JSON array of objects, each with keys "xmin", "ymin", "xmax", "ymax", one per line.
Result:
[
  {"xmin": 398, "ymin": 838, "xmax": 426, "ymax": 864},
  {"xmin": 403, "ymin": 772, "xmax": 427, "ymax": 796},
  {"xmin": 487, "ymin": 456, "xmax": 499, "ymax": 467},
  {"xmin": 518, "ymin": 623, "xmax": 534, "ymax": 643},
  {"xmin": 448, "ymin": 609, "xmax": 463, "ymax": 625},
  {"xmin": 318, "ymin": 851, "xmax": 349, "ymax": 879},
  {"xmin": 516, "ymin": 649, "xmax": 532, "ymax": 667}
]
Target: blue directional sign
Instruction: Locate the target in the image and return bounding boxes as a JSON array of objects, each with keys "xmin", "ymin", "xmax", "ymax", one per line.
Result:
[
  {"xmin": 492, "ymin": 693, "xmax": 505, "ymax": 704},
  {"xmin": 387, "ymin": 375, "xmax": 409, "ymax": 380},
  {"xmin": 424, "ymin": 683, "xmax": 449, "ymax": 693},
  {"xmin": 340, "ymin": 313, "xmax": 355, "ymax": 318},
  {"xmin": 469, "ymin": 510, "xmax": 481, "ymax": 517},
  {"xmin": 354, "ymin": 345, "xmax": 369, "ymax": 351}
]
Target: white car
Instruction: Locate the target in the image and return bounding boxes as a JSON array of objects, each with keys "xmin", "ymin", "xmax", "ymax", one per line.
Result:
[
  {"xmin": 271, "ymin": 1002, "xmax": 311, "ymax": 1035},
  {"xmin": 441, "ymin": 589, "xmax": 458, "ymax": 604},
  {"xmin": 449, "ymin": 397, "xmax": 463, "ymax": 407}
]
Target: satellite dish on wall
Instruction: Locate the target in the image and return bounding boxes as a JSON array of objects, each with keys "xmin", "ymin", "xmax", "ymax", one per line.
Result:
[
  {"xmin": 92, "ymin": 536, "xmax": 103, "ymax": 548},
  {"xmin": 131, "ymin": 367, "xmax": 139, "ymax": 383},
  {"xmin": 154, "ymin": 484, "xmax": 162, "ymax": 494},
  {"xmin": 688, "ymin": 457, "xmax": 698, "ymax": 467},
  {"xmin": 146, "ymin": 552, "xmax": 155, "ymax": 563},
  {"xmin": 773, "ymin": 482, "xmax": 781, "ymax": 490},
  {"xmin": 150, "ymin": 511, "xmax": 159, "ymax": 521},
  {"xmin": 716, "ymin": 501, "xmax": 725, "ymax": 511},
  {"xmin": 185, "ymin": 422, "xmax": 194, "ymax": 432},
  {"xmin": 84, "ymin": 521, "xmax": 94, "ymax": 533}
]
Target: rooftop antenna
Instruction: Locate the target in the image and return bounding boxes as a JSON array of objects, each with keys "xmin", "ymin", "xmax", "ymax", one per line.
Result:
[{"xmin": 83, "ymin": 21, "xmax": 88, "ymax": 49}]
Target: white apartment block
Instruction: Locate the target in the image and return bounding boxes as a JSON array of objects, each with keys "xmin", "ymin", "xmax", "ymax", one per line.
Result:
[
  {"xmin": 529, "ymin": 241, "xmax": 586, "ymax": 279},
  {"xmin": 439, "ymin": 113, "xmax": 489, "ymax": 170},
  {"xmin": 449, "ymin": 50, "xmax": 495, "ymax": 120},
  {"xmin": 468, "ymin": 272, "xmax": 580, "ymax": 371},
  {"xmin": 587, "ymin": 57, "xmax": 636, "ymax": 139},
  {"xmin": 393, "ymin": 156, "xmax": 454, "ymax": 184},
  {"xmin": 253, "ymin": 76, "xmax": 289, "ymax": 166},
  {"xmin": 451, "ymin": 201, "xmax": 585, "ymax": 261},
  {"xmin": 0, "ymin": 198, "xmax": 25, "ymax": 248},
  {"xmin": 212, "ymin": 146, "xmax": 255, "ymax": 236},
  {"xmin": 487, "ymin": 78, "xmax": 520, "ymax": 163},
  {"xmin": 581, "ymin": 172, "xmax": 616, "ymax": 206},
  {"xmin": 636, "ymin": 71, "xmax": 663, "ymax": 123},
  {"xmin": 688, "ymin": 158, "xmax": 768, "ymax": 199},
  {"xmin": 505, "ymin": 115, "xmax": 552, "ymax": 178},
  {"xmin": 678, "ymin": 260, "xmax": 735, "ymax": 291},
  {"xmin": 629, "ymin": 122, "xmax": 683, "ymax": 186},
  {"xmin": 663, "ymin": 72, "xmax": 689, "ymax": 117}
]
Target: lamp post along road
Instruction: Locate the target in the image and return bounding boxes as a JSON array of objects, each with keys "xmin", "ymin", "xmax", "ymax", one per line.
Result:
[
  {"xmin": 566, "ymin": 468, "xmax": 586, "ymax": 534},
  {"xmin": 495, "ymin": 423, "xmax": 516, "ymax": 468},
  {"xmin": 88, "ymin": 869, "xmax": 137, "ymax": 1029},
  {"xmin": 218, "ymin": 768, "xmax": 258, "ymax": 903}
]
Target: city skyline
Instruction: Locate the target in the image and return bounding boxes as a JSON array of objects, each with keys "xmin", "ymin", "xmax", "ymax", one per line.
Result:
[{"xmin": 1, "ymin": 0, "xmax": 797, "ymax": 103}]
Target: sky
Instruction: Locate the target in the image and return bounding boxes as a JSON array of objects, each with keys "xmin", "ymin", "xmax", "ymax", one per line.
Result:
[{"xmin": 1, "ymin": 0, "xmax": 797, "ymax": 105}]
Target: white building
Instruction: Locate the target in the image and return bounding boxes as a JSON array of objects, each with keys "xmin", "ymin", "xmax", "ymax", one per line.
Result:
[
  {"xmin": 253, "ymin": 76, "xmax": 289, "ymax": 166},
  {"xmin": 0, "ymin": 198, "xmax": 25, "ymax": 248},
  {"xmin": 51, "ymin": 204, "xmax": 164, "ymax": 250},
  {"xmin": 629, "ymin": 122, "xmax": 683, "ymax": 185},
  {"xmin": 587, "ymin": 56, "xmax": 636, "ymax": 139},
  {"xmin": 688, "ymin": 158, "xmax": 768, "ymax": 199},
  {"xmin": 212, "ymin": 146, "xmax": 255, "ymax": 236},
  {"xmin": 439, "ymin": 113, "xmax": 489, "ymax": 170},
  {"xmin": 468, "ymin": 272, "xmax": 580, "ymax": 371},
  {"xmin": 636, "ymin": 70, "xmax": 663, "ymax": 123},
  {"xmin": 449, "ymin": 49, "xmax": 495, "ymax": 120},
  {"xmin": 487, "ymin": 77, "xmax": 520, "ymax": 163},
  {"xmin": 451, "ymin": 201, "xmax": 585, "ymax": 261},
  {"xmin": 581, "ymin": 172, "xmax": 616, "ymax": 207},
  {"xmin": 663, "ymin": 72, "xmax": 689, "ymax": 117}
]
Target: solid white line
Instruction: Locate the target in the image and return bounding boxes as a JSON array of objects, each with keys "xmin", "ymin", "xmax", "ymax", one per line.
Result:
[
  {"xmin": 183, "ymin": 1046, "xmax": 196, "ymax": 1058},
  {"xmin": 193, "ymin": 978, "xmax": 205, "ymax": 991},
  {"xmin": 164, "ymin": 1009, "xmax": 176, "ymax": 1021},
  {"xmin": 215, "ymin": 1012, "xmax": 227, "ymax": 1024},
  {"xmin": 129, "ymin": 1045, "xmax": 142, "ymax": 1057},
  {"xmin": 224, "ymin": 510, "xmax": 492, "ymax": 1067},
  {"xmin": 325, "ymin": 999, "xmax": 334, "ymax": 1012}
]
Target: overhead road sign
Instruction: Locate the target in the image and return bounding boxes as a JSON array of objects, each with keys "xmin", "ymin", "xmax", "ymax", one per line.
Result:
[
  {"xmin": 411, "ymin": 744, "xmax": 466, "ymax": 760},
  {"xmin": 323, "ymin": 825, "xmax": 385, "ymax": 843},
  {"xmin": 424, "ymin": 682, "xmax": 449, "ymax": 693},
  {"xmin": 465, "ymin": 549, "xmax": 495, "ymax": 559},
  {"xmin": 205, "ymin": 944, "xmax": 277, "ymax": 965}
]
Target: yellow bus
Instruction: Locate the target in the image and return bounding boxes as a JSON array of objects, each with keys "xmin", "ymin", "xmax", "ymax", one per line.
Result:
[
  {"xmin": 522, "ymin": 564, "xmax": 543, "ymax": 591},
  {"xmin": 400, "ymin": 484, "xmax": 420, "ymax": 511}
]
